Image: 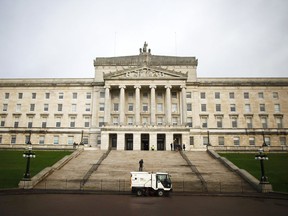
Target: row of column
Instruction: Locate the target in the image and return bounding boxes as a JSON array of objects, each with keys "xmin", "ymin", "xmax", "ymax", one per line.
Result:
[{"xmin": 104, "ymin": 85, "xmax": 187, "ymax": 126}]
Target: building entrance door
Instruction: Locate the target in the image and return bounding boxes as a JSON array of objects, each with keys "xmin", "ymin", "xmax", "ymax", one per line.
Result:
[
  {"xmin": 110, "ymin": 134, "xmax": 117, "ymax": 150},
  {"xmin": 141, "ymin": 134, "xmax": 149, "ymax": 151},
  {"xmin": 125, "ymin": 134, "xmax": 133, "ymax": 150},
  {"xmin": 173, "ymin": 134, "xmax": 182, "ymax": 150},
  {"xmin": 157, "ymin": 134, "xmax": 165, "ymax": 151}
]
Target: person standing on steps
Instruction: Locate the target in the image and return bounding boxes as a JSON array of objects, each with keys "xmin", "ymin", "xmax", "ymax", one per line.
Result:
[
  {"xmin": 170, "ymin": 143, "xmax": 173, "ymax": 151},
  {"xmin": 139, "ymin": 159, "xmax": 144, "ymax": 171}
]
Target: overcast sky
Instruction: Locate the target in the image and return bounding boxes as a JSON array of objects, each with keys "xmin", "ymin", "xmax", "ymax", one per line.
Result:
[{"xmin": 0, "ymin": 0, "xmax": 287, "ymax": 78}]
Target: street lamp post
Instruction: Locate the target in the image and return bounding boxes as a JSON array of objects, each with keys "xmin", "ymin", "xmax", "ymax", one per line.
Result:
[
  {"xmin": 22, "ymin": 131, "xmax": 36, "ymax": 181},
  {"xmin": 255, "ymin": 148, "xmax": 269, "ymax": 183},
  {"xmin": 206, "ymin": 130, "xmax": 211, "ymax": 150}
]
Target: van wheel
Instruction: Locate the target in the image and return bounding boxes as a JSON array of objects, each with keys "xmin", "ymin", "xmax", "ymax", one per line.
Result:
[
  {"xmin": 136, "ymin": 189, "xmax": 143, "ymax": 196},
  {"xmin": 157, "ymin": 190, "xmax": 164, "ymax": 197}
]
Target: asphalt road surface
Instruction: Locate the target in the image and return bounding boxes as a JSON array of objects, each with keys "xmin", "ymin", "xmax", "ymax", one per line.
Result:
[{"xmin": 0, "ymin": 194, "xmax": 287, "ymax": 216}]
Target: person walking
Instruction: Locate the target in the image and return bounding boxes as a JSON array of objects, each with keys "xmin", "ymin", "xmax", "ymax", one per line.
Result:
[{"xmin": 139, "ymin": 159, "xmax": 144, "ymax": 171}]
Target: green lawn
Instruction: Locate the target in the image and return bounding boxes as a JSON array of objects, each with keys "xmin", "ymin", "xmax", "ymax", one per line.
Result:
[
  {"xmin": 0, "ymin": 150, "xmax": 72, "ymax": 189},
  {"xmin": 219, "ymin": 153, "xmax": 288, "ymax": 193}
]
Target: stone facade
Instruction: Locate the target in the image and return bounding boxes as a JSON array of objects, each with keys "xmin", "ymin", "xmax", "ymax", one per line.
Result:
[{"xmin": 0, "ymin": 43, "xmax": 287, "ymax": 150}]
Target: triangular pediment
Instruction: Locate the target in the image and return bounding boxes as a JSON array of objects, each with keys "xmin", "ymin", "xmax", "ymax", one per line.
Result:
[{"xmin": 103, "ymin": 66, "xmax": 187, "ymax": 80}]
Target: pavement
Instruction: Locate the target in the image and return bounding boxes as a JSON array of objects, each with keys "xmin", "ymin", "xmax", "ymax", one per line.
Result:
[{"xmin": 34, "ymin": 149, "xmax": 256, "ymax": 193}]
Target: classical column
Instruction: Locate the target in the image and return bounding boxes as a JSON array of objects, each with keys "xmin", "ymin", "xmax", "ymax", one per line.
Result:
[
  {"xmin": 165, "ymin": 85, "xmax": 172, "ymax": 125},
  {"xmin": 134, "ymin": 85, "xmax": 141, "ymax": 125},
  {"xmin": 181, "ymin": 85, "xmax": 187, "ymax": 125},
  {"xmin": 119, "ymin": 85, "xmax": 126, "ymax": 125},
  {"xmin": 104, "ymin": 85, "xmax": 111, "ymax": 125},
  {"xmin": 150, "ymin": 85, "xmax": 156, "ymax": 125}
]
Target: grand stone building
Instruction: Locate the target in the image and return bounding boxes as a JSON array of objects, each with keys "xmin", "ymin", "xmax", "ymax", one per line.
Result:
[{"xmin": 0, "ymin": 43, "xmax": 287, "ymax": 150}]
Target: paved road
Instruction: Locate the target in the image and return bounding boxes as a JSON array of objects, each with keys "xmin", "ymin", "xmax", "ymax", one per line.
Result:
[{"xmin": 0, "ymin": 194, "xmax": 287, "ymax": 216}]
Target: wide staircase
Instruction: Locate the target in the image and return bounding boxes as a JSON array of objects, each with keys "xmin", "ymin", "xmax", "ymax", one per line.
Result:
[{"xmin": 35, "ymin": 150, "xmax": 255, "ymax": 193}]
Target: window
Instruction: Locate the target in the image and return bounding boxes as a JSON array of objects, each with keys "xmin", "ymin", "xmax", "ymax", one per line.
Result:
[
  {"xmin": 72, "ymin": 104, "xmax": 77, "ymax": 112},
  {"xmin": 280, "ymin": 137, "xmax": 286, "ymax": 146},
  {"xmin": 274, "ymin": 104, "xmax": 280, "ymax": 112},
  {"xmin": 99, "ymin": 103, "xmax": 105, "ymax": 111},
  {"xmin": 58, "ymin": 104, "xmax": 63, "ymax": 112},
  {"xmin": 14, "ymin": 117, "xmax": 19, "ymax": 128},
  {"xmin": 0, "ymin": 135, "xmax": 2, "ymax": 144},
  {"xmin": 39, "ymin": 136, "xmax": 45, "ymax": 145},
  {"xmin": 53, "ymin": 136, "xmax": 59, "ymax": 145},
  {"xmin": 215, "ymin": 92, "xmax": 220, "ymax": 99},
  {"xmin": 16, "ymin": 104, "xmax": 21, "ymax": 112},
  {"xmin": 203, "ymin": 137, "xmax": 209, "ymax": 145},
  {"xmin": 186, "ymin": 92, "xmax": 192, "ymax": 98},
  {"xmin": 172, "ymin": 117, "xmax": 178, "ymax": 125},
  {"xmin": 201, "ymin": 104, "xmax": 206, "ymax": 112},
  {"xmin": 276, "ymin": 116, "xmax": 283, "ymax": 128},
  {"xmin": 55, "ymin": 117, "xmax": 61, "ymax": 128},
  {"xmin": 84, "ymin": 117, "xmax": 90, "ymax": 127},
  {"xmin": 32, "ymin": 93, "xmax": 37, "ymax": 99},
  {"xmin": 128, "ymin": 92, "xmax": 134, "ymax": 98},
  {"xmin": 201, "ymin": 116, "xmax": 208, "ymax": 128},
  {"xmin": 246, "ymin": 117, "xmax": 253, "ymax": 128},
  {"xmin": 30, "ymin": 104, "xmax": 35, "ymax": 112},
  {"xmin": 231, "ymin": 116, "xmax": 238, "ymax": 128},
  {"xmin": 11, "ymin": 135, "xmax": 16, "ymax": 144},
  {"xmin": 142, "ymin": 103, "xmax": 148, "ymax": 112},
  {"xmin": 171, "ymin": 92, "xmax": 177, "ymax": 98},
  {"xmin": 18, "ymin": 93, "xmax": 23, "ymax": 99},
  {"xmin": 25, "ymin": 136, "xmax": 30, "ymax": 145},
  {"xmin": 260, "ymin": 104, "xmax": 265, "ymax": 112},
  {"xmin": 100, "ymin": 91, "xmax": 105, "ymax": 98},
  {"xmin": 128, "ymin": 103, "xmax": 134, "ymax": 112},
  {"xmin": 86, "ymin": 92, "xmax": 92, "ymax": 99},
  {"xmin": 67, "ymin": 136, "xmax": 74, "ymax": 145},
  {"xmin": 218, "ymin": 137, "xmax": 224, "ymax": 145},
  {"xmin": 113, "ymin": 103, "xmax": 119, "ymax": 112},
  {"xmin": 187, "ymin": 117, "xmax": 193, "ymax": 127},
  {"xmin": 187, "ymin": 103, "xmax": 192, "ymax": 111},
  {"xmin": 85, "ymin": 104, "xmax": 91, "ymax": 112},
  {"xmin": 216, "ymin": 116, "xmax": 223, "ymax": 128},
  {"xmin": 83, "ymin": 136, "xmax": 89, "ymax": 145},
  {"xmin": 128, "ymin": 117, "xmax": 134, "ymax": 125},
  {"xmin": 249, "ymin": 137, "xmax": 255, "ymax": 145},
  {"xmin": 157, "ymin": 92, "xmax": 163, "ymax": 99},
  {"xmin": 27, "ymin": 117, "xmax": 33, "ymax": 128},
  {"xmin": 157, "ymin": 103, "xmax": 163, "ymax": 112},
  {"xmin": 99, "ymin": 117, "xmax": 104, "ymax": 127},
  {"xmin": 245, "ymin": 104, "xmax": 251, "ymax": 112},
  {"xmin": 258, "ymin": 92, "xmax": 264, "ymax": 99},
  {"xmin": 70, "ymin": 117, "xmax": 76, "ymax": 127},
  {"xmin": 44, "ymin": 104, "xmax": 49, "ymax": 111},
  {"xmin": 97, "ymin": 136, "xmax": 101, "ymax": 145},
  {"xmin": 200, "ymin": 92, "xmax": 206, "ymax": 99},
  {"xmin": 42, "ymin": 117, "xmax": 47, "ymax": 128},
  {"xmin": 273, "ymin": 92, "xmax": 279, "ymax": 99},
  {"xmin": 45, "ymin": 93, "xmax": 50, "ymax": 99},
  {"xmin": 142, "ymin": 117, "xmax": 148, "ymax": 125},
  {"xmin": 230, "ymin": 104, "xmax": 236, "ymax": 112},
  {"xmin": 229, "ymin": 92, "xmax": 235, "ymax": 99},
  {"xmin": 5, "ymin": 93, "xmax": 9, "ymax": 99},
  {"xmin": 261, "ymin": 116, "xmax": 268, "ymax": 128},
  {"xmin": 72, "ymin": 93, "xmax": 77, "ymax": 99},
  {"xmin": 264, "ymin": 137, "xmax": 271, "ymax": 146},
  {"xmin": 172, "ymin": 104, "xmax": 178, "ymax": 113},
  {"xmin": 143, "ymin": 92, "xmax": 148, "ymax": 98},
  {"xmin": 157, "ymin": 117, "xmax": 163, "ymax": 125},
  {"xmin": 59, "ymin": 92, "xmax": 64, "ymax": 99},
  {"xmin": 3, "ymin": 104, "xmax": 8, "ymax": 112},
  {"xmin": 216, "ymin": 104, "xmax": 221, "ymax": 112},
  {"xmin": 0, "ymin": 116, "xmax": 5, "ymax": 127},
  {"xmin": 113, "ymin": 117, "xmax": 119, "ymax": 125},
  {"xmin": 244, "ymin": 92, "xmax": 249, "ymax": 99},
  {"xmin": 233, "ymin": 137, "xmax": 240, "ymax": 145}
]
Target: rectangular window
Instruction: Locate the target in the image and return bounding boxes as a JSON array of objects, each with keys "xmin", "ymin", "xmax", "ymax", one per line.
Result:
[
  {"xmin": 56, "ymin": 117, "xmax": 61, "ymax": 128},
  {"xmin": 187, "ymin": 103, "xmax": 192, "ymax": 111},
  {"xmin": 258, "ymin": 92, "xmax": 264, "ymax": 99},
  {"xmin": 171, "ymin": 92, "xmax": 177, "ymax": 98},
  {"xmin": 30, "ymin": 104, "xmax": 35, "ymax": 112},
  {"xmin": 86, "ymin": 92, "xmax": 92, "ymax": 99},
  {"xmin": 68, "ymin": 136, "xmax": 74, "ymax": 145},
  {"xmin": 200, "ymin": 92, "xmax": 206, "ymax": 99},
  {"xmin": 70, "ymin": 117, "xmax": 76, "ymax": 127},
  {"xmin": 265, "ymin": 137, "xmax": 271, "ymax": 146},
  {"xmin": 53, "ymin": 136, "xmax": 59, "ymax": 145},
  {"xmin": 273, "ymin": 92, "xmax": 279, "ymax": 99},
  {"xmin": 230, "ymin": 104, "xmax": 236, "ymax": 112},
  {"xmin": 39, "ymin": 136, "xmax": 45, "ymax": 145},
  {"xmin": 186, "ymin": 92, "xmax": 192, "ymax": 98},
  {"xmin": 14, "ymin": 117, "xmax": 19, "ymax": 128},
  {"xmin": 201, "ymin": 104, "xmax": 206, "ymax": 112},
  {"xmin": 44, "ymin": 104, "xmax": 49, "ymax": 111},
  {"xmin": 99, "ymin": 103, "xmax": 105, "ymax": 111},
  {"xmin": 58, "ymin": 104, "xmax": 63, "ymax": 111},
  {"xmin": 0, "ymin": 135, "xmax": 2, "ymax": 144},
  {"xmin": 203, "ymin": 137, "xmax": 208, "ymax": 145},
  {"xmin": 72, "ymin": 92, "xmax": 77, "ymax": 99},
  {"xmin": 246, "ymin": 117, "xmax": 253, "ymax": 128},
  {"xmin": 18, "ymin": 93, "xmax": 23, "ymax": 99},
  {"xmin": 274, "ymin": 104, "xmax": 280, "ymax": 112},
  {"xmin": 244, "ymin": 92, "xmax": 249, "ymax": 99},
  {"xmin": 172, "ymin": 117, "xmax": 178, "ymax": 125},
  {"xmin": 3, "ymin": 104, "xmax": 8, "ymax": 112},
  {"xmin": 142, "ymin": 103, "xmax": 148, "ymax": 112},
  {"xmin": 59, "ymin": 92, "xmax": 64, "ymax": 99},
  {"xmin": 100, "ymin": 91, "xmax": 105, "ymax": 98},
  {"xmin": 113, "ymin": 117, "xmax": 119, "ymax": 125},
  {"xmin": 216, "ymin": 104, "xmax": 221, "ymax": 112},
  {"xmin": 280, "ymin": 137, "xmax": 286, "ymax": 146},
  {"xmin": 5, "ymin": 93, "xmax": 9, "ymax": 99},
  {"xmin": 233, "ymin": 137, "xmax": 240, "ymax": 145},
  {"xmin": 32, "ymin": 93, "xmax": 37, "ymax": 99},
  {"xmin": 261, "ymin": 117, "xmax": 268, "ymax": 128},
  {"xmin": 157, "ymin": 117, "xmax": 163, "ymax": 125},
  {"xmin": 0, "ymin": 117, "xmax": 5, "ymax": 127},
  {"xmin": 28, "ymin": 117, "xmax": 33, "ymax": 128},
  {"xmin": 99, "ymin": 117, "xmax": 104, "ymax": 127},
  {"xmin": 245, "ymin": 104, "xmax": 251, "ymax": 112},
  {"xmin": 157, "ymin": 92, "xmax": 163, "ymax": 99},
  {"xmin": 215, "ymin": 92, "xmax": 220, "ymax": 99},
  {"xmin": 218, "ymin": 136, "xmax": 224, "ymax": 145},
  {"xmin": 128, "ymin": 117, "xmax": 134, "ymax": 125},
  {"xmin": 201, "ymin": 116, "xmax": 208, "ymax": 128},
  {"xmin": 72, "ymin": 104, "xmax": 77, "ymax": 112},
  {"xmin": 128, "ymin": 92, "xmax": 134, "ymax": 98},
  {"xmin": 45, "ymin": 93, "xmax": 50, "ymax": 99},
  {"xmin": 276, "ymin": 117, "xmax": 283, "ymax": 128},
  {"xmin": 11, "ymin": 135, "xmax": 16, "ymax": 144},
  {"xmin": 85, "ymin": 104, "xmax": 91, "ymax": 112},
  {"xmin": 260, "ymin": 104, "xmax": 265, "ymax": 112},
  {"xmin": 216, "ymin": 116, "xmax": 223, "ymax": 128},
  {"xmin": 231, "ymin": 117, "xmax": 238, "ymax": 128},
  {"xmin": 84, "ymin": 117, "xmax": 90, "ymax": 127},
  {"xmin": 42, "ymin": 118, "xmax": 47, "ymax": 128},
  {"xmin": 143, "ymin": 92, "xmax": 148, "ymax": 98},
  {"xmin": 157, "ymin": 103, "xmax": 163, "ymax": 112},
  {"xmin": 172, "ymin": 103, "xmax": 178, "ymax": 113},
  {"xmin": 83, "ymin": 136, "xmax": 89, "ymax": 145},
  {"xmin": 249, "ymin": 137, "xmax": 255, "ymax": 145},
  {"xmin": 229, "ymin": 92, "xmax": 235, "ymax": 99},
  {"xmin": 128, "ymin": 103, "xmax": 134, "ymax": 112},
  {"xmin": 190, "ymin": 136, "xmax": 194, "ymax": 145},
  {"xmin": 187, "ymin": 117, "xmax": 193, "ymax": 127},
  {"xmin": 16, "ymin": 104, "xmax": 21, "ymax": 112},
  {"xmin": 142, "ymin": 117, "xmax": 148, "ymax": 125},
  {"xmin": 114, "ymin": 103, "xmax": 119, "ymax": 112}
]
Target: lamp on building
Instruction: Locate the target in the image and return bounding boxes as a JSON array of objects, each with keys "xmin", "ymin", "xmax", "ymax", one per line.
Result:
[
  {"xmin": 255, "ymin": 148, "xmax": 269, "ymax": 184},
  {"xmin": 22, "ymin": 131, "xmax": 36, "ymax": 181},
  {"xmin": 262, "ymin": 130, "xmax": 269, "ymax": 147}
]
